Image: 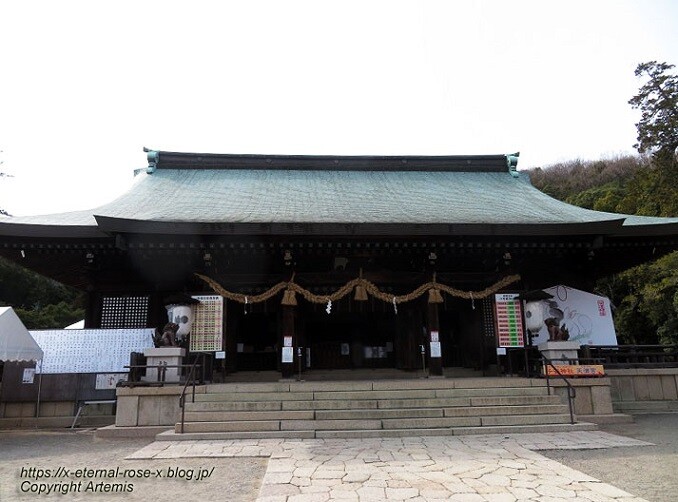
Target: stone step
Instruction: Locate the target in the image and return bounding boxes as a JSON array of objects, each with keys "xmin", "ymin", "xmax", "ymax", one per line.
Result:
[
  {"xmin": 175, "ymin": 420, "xmax": 281, "ymax": 433},
  {"xmin": 480, "ymin": 413, "xmax": 573, "ymax": 426},
  {"xmin": 193, "ymin": 386, "xmax": 550, "ymax": 404},
  {"xmin": 176, "ymin": 411, "xmax": 573, "ymax": 434},
  {"xmin": 314, "ymin": 422, "xmax": 598, "ymax": 439},
  {"xmin": 370, "ymin": 378, "xmax": 542, "ymax": 390},
  {"xmin": 185, "ymin": 401, "xmax": 283, "ymax": 412},
  {"xmin": 183, "ymin": 410, "xmax": 314, "ymax": 422},
  {"xmin": 177, "ymin": 378, "xmax": 577, "ymax": 439},
  {"xmin": 159, "ymin": 429, "xmax": 316, "ymax": 441},
  {"xmin": 311, "ymin": 390, "xmax": 438, "ymax": 400},
  {"xmin": 282, "ymin": 400, "xmax": 380, "ymax": 411},
  {"xmin": 434, "ymin": 387, "xmax": 549, "ymax": 398},
  {"xmin": 161, "ymin": 422, "xmax": 597, "ymax": 441},
  {"xmin": 443, "ymin": 404, "xmax": 569, "ymax": 418},
  {"xmin": 468, "ymin": 395, "xmax": 562, "ymax": 406},
  {"xmin": 201, "ymin": 378, "xmax": 547, "ymax": 394},
  {"xmin": 194, "ymin": 391, "xmax": 314, "ymax": 402},
  {"xmin": 315, "ymin": 408, "xmax": 444, "ymax": 420},
  {"xmin": 311, "ymin": 404, "xmax": 568, "ymax": 421},
  {"xmin": 186, "ymin": 394, "xmax": 560, "ymax": 413},
  {"xmin": 280, "ymin": 419, "xmax": 383, "ymax": 431}
]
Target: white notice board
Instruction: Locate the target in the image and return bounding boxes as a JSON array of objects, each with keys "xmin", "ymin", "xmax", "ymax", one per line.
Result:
[{"xmin": 31, "ymin": 329, "xmax": 154, "ymax": 374}]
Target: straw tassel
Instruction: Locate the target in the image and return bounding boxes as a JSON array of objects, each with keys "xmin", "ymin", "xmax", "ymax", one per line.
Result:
[
  {"xmin": 428, "ymin": 272, "xmax": 443, "ymax": 304},
  {"xmin": 281, "ymin": 289, "xmax": 297, "ymax": 306},
  {"xmin": 428, "ymin": 288, "xmax": 444, "ymax": 304},
  {"xmin": 281, "ymin": 273, "xmax": 297, "ymax": 306},
  {"xmin": 354, "ymin": 270, "xmax": 368, "ymax": 301}
]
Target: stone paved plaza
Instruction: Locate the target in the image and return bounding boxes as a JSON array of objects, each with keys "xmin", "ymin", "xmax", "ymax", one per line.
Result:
[{"xmin": 129, "ymin": 431, "xmax": 652, "ymax": 501}]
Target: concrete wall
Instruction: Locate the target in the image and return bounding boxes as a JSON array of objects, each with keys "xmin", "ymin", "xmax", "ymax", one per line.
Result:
[
  {"xmin": 607, "ymin": 368, "xmax": 678, "ymax": 413},
  {"xmin": 115, "ymin": 386, "xmax": 206, "ymax": 427},
  {"xmin": 548, "ymin": 378, "xmax": 614, "ymax": 417}
]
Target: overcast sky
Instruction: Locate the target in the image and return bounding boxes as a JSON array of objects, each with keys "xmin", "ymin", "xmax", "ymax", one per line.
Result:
[{"xmin": 1, "ymin": 0, "xmax": 677, "ymax": 216}]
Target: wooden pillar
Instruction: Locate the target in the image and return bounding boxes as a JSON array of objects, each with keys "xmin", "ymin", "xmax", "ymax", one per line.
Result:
[
  {"xmin": 427, "ymin": 302, "xmax": 443, "ymax": 376},
  {"xmin": 280, "ymin": 305, "xmax": 295, "ymax": 379}
]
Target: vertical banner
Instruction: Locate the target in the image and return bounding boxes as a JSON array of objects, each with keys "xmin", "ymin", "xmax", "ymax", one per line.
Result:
[
  {"xmin": 494, "ymin": 293, "xmax": 525, "ymax": 348},
  {"xmin": 190, "ymin": 295, "xmax": 224, "ymax": 352}
]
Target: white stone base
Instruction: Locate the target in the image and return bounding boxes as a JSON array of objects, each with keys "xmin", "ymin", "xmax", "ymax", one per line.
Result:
[
  {"xmin": 537, "ymin": 341, "xmax": 580, "ymax": 365},
  {"xmin": 142, "ymin": 347, "xmax": 186, "ymax": 383}
]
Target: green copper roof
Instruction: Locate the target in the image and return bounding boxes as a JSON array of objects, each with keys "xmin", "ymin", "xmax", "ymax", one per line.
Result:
[{"xmin": 1, "ymin": 151, "xmax": 677, "ymax": 238}]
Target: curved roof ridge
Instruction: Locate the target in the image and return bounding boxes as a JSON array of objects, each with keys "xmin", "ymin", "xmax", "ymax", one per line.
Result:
[{"xmin": 145, "ymin": 149, "xmax": 518, "ymax": 173}]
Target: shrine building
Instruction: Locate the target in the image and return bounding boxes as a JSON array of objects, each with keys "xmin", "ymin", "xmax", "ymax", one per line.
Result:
[{"xmin": 1, "ymin": 149, "xmax": 677, "ymax": 379}]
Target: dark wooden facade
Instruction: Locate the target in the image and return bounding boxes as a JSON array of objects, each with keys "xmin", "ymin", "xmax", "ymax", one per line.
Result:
[{"xmin": 1, "ymin": 150, "xmax": 677, "ymax": 379}]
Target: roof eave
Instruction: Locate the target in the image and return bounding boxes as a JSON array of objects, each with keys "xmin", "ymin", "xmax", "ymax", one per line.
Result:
[{"xmin": 94, "ymin": 215, "xmax": 625, "ymax": 237}]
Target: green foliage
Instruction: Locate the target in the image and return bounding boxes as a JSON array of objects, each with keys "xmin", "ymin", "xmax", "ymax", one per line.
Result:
[
  {"xmin": 527, "ymin": 155, "xmax": 651, "ymax": 214},
  {"xmin": 629, "ymin": 61, "xmax": 678, "ymax": 158},
  {"xmin": 529, "ymin": 153, "xmax": 678, "ymax": 343},
  {"xmin": 0, "ymin": 256, "xmax": 84, "ymax": 329},
  {"xmin": 598, "ymin": 252, "xmax": 678, "ymax": 345},
  {"xmin": 14, "ymin": 302, "xmax": 85, "ymax": 330},
  {"xmin": 627, "ymin": 61, "xmax": 678, "ymax": 217},
  {"xmin": 526, "ymin": 58, "xmax": 678, "ymax": 345},
  {"xmin": 565, "ymin": 180, "xmax": 624, "ymax": 212},
  {"xmin": 0, "ymin": 256, "xmax": 80, "ymax": 308}
]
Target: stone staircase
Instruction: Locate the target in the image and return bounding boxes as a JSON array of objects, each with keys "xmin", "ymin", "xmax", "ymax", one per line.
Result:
[{"xmin": 159, "ymin": 377, "xmax": 596, "ymax": 441}]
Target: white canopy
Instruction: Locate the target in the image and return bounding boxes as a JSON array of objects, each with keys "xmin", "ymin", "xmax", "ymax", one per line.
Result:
[{"xmin": 0, "ymin": 306, "xmax": 44, "ymax": 362}]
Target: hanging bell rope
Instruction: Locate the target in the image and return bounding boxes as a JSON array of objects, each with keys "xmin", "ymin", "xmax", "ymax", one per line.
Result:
[{"xmin": 194, "ymin": 273, "xmax": 520, "ymax": 306}]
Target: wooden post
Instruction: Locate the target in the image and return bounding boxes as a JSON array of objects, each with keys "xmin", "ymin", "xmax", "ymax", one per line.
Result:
[
  {"xmin": 427, "ymin": 302, "xmax": 443, "ymax": 376},
  {"xmin": 281, "ymin": 305, "xmax": 295, "ymax": 379}
]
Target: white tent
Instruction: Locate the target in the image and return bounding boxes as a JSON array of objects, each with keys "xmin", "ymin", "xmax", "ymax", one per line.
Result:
[{"xmin": 0, "ymin": 306, "xmax": 44, "ymax": 362}]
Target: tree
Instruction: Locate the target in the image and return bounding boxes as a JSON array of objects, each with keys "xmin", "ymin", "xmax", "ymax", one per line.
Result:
[
  {"xmin": 629, "ymin": 61, "xmax": 678, "ymax": 159},
  {"xmin": 1, "ymin": 154, "xmax": 9, "ymax": 216},
  {"xmin": 627, "ymin": 61, "xmax": 678, "ymax": 217}
]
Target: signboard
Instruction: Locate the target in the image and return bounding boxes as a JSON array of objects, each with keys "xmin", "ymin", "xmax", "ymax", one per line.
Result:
[
  {"xmin": 281, "ymin": 346, "xmax": 294, "ymax": 363},
  {"xmin": 22, "ymin": 368, "xmax": 35, "ymax": 384},
  {"xmin": 543, "ymin": 364, "xmax": 605, "ymax": 377},
  {"xmin": 528, "ymin": 286, "xmax": 617, "ymax": 346},
  {"xmin": 190, "ymin": 295, "xmax": 224, "ymax": 352},
  {"xmin": 494, "ymin": 293, "xmax": 525, "ymax": 348},
  {"xmin": 430, "ymin": 342, "xmax": 441, "ymax": 358},
  {"xmin": 95, "ymin": 373, "xmax": 126, "ymax": 390},
  {"xmin": 31, "ymin": 329, "xmax": 154, "ymax": 374}
]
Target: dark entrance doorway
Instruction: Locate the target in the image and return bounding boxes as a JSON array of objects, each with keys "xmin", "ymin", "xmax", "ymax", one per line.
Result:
[
  {"xmin": 304, "ymin": 311, "xmax": 398, "ymax": 370},
  {"xmin": 234, "ymin": 312, "xmax": 277, "ymax": 371}
]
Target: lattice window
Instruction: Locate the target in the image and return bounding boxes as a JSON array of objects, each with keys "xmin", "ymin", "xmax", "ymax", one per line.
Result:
[
  {"xmin": 100, "ymin": 296, "xmax": 150, "ymax": 329},
  {"xmin": 190, "ymin": 295, "xmax": 224, "ymax": 352},
  {"xmin": 482, "ymin": 297, "xmax": 496, "ymax": 340}
]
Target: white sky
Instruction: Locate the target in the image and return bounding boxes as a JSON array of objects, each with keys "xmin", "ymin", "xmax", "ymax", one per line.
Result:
[{"xmin": 1, "ymin": 0, "xmax": 677, "ymax": 216}]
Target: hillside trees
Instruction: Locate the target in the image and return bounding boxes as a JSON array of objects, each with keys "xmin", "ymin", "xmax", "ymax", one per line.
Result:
[
  {"xmin": 627, "ymin": 61, "xmax": 678, "ymax": 216},
  {"xmin": 529, "ymin": 61, "xmax": 678, "ymax": 344},
  {"xmin": 0, "ymin": 256, "xmax": 84, "ymax": 329}
]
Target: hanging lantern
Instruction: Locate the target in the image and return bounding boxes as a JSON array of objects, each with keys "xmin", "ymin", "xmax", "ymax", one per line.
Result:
[
  {"xmin": 428, "ymin": 288, "xmax": 444, "ymax": 304},
  {"xmin": 281, "ymin": 289, "xmax": 297, "ymax": 306}
]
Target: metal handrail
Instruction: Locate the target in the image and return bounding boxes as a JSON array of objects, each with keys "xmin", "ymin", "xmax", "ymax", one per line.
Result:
[
  {"xmin": 541, "ymin": 355, "xmax": 576, "ymax": 425},
  {"xmin": 178, "ymin": 354, "xmax": 204, "ymax": 434},
  {"xmin": 124, "ymin": 364, "xmax": 196, "ymax": 386}
]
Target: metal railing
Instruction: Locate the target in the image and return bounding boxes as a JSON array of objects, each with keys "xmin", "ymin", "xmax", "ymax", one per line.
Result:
[
  {"xmin": 541, "ymin": 355, "xmax": 576, "ymax": 425},
  {"xmin": 580, "ymin": 345, "xmax": 678, "ymax": 368},
  {"xmin": 123, "ymin": 363, "xmax": 197, "ymax": 386},
  {"xmin": 178, "ymin": 355, "xmax": 204, "ymax": 434}
]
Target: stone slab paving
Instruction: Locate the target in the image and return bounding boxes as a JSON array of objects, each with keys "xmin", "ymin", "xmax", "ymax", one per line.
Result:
[{"xmin": 128, "ymin": 431, "xmax": 653, "ymax": 501}]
